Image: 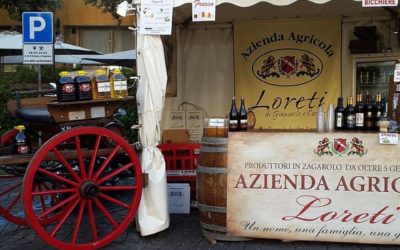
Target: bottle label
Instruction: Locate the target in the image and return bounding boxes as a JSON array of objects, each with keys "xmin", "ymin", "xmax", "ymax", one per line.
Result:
[
  {"xmin": 355, "ymin": 113, "xmax": 364, "ymax": 127},
  {"xmin": 114, "ymin": 80, "xmax": 128, "ymax": 91},
  {"xmin": 62, "ymin": 84, "xmax": 75, "ymax": 94},
  {"xmin": 229, "ymin": 120, "xmax": 238, "ymax": 130},
  {"xmin": 367, "ymin": 112, "xmax": 372, "ymax": 117},
  {"xmin": 80, "ymin": 83, "xmax": 92, "ymax": 93},
  {"xmin": 336, "ymin": 113, "xmax": 343, "ymax": 127},
  {"xmin": 98, "ymin": 82, "xmax": 111, "ymax": 92},
  {"xmin": 240, "ymin": 119, "xmax": 248, "ymax": 130},
  {"xmin": 17, "ymin": 145, "xmax": 30, "ymax": 154},
  {"xmin": 347, "ymin": 114, "xmax": 355, "ymax": 128}
]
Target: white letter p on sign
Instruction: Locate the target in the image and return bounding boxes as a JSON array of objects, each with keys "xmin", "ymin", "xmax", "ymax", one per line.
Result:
[{"xmin": 29, "ymin": 16, "xmax": 46, "ymax": 39}]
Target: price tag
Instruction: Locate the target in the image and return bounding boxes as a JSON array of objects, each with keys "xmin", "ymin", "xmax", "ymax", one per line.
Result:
[
  {"xmin": 379, "ymin": 133, "xmax": 398, "ymax": 144},
  {"xmin": 68, "ymin": 111, "xmax": 86, "ymax": 121},
  {"xmin": 209, "ymin": 118, "xmax": 225, "ymax": 127}
]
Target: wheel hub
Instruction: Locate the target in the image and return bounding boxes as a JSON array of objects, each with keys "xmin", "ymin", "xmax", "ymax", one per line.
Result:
[{"xmin": 80, "ymin": 181, "xmax": 100, "ymax": 199}]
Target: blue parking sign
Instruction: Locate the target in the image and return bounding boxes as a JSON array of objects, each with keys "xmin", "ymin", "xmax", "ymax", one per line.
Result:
[{"xmin": 22, "ymin": 12, "xmax": 53, "ymax": 44}]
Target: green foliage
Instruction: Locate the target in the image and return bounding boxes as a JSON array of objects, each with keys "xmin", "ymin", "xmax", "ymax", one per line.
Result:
[
  {"xmin": 0, "ymin": 76, "xmax": 16, "ymax": 135},
  {"xmin": 9, "ymin": 65, "xmax": 37, "ymax": 84},
  {"xmin": 84, "ymin": 0, "xmax": 127, "ymax": 20},
  {"xmin": 117, "ymin": 105, "xmax": 138, "ymax": 144},
  {"xmin": 0, "ymin": 0, "xmax": 63, "ymax": 21}
]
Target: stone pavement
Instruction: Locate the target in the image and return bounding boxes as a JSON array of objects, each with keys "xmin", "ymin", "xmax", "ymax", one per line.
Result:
[{"xmin": 1, "ymin": 208, "xmax": 400, "ymax": 250}]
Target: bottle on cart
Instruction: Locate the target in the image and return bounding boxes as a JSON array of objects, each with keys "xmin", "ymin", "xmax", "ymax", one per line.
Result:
[
  {"xmin": 364, "ymin": 94, "xmax": 374, "ymax": 131},
  {"xmin": 239, "ymin": 97, "xmax": 248, "ymax": 131},
  {"xmin": 92, "ymin": 69, "xmax": 111, "ymax": 100},
  {"xmin": 110, "ymin": 69, "xmax": 128, "ymax": 98},
  {"xmin": 229, "ymin": 97, "xmax": 239, "ymax": 131},
  {"xmin": 354, "ymin": 94, "xmax": 365, "ymax": 130},
  {"xmin": 334, "ymin": 97, "xmax": 345, "ymax": 130},
  {"xmin": 373, "ymin": 94, "xmax": 384, "ymax": 131},
  {"xmin": 74, "ymin": 70, "xmax": 92, "ymax": 101},
  {"xmin": 12, "ymin": 125, "xmax": 31, "ymax": 155},
  {"xmin": 344, "ymin": 97, "xmax": 355, "ymax": 130},
  {"xmin": 56, "ymin": 71, "xmax": 76, "ymax": 102}
]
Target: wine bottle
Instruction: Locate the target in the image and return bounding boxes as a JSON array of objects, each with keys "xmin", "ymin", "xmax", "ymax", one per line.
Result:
[
  {"xmin": 364, "ymin": 94, "xmax": 374, "ymax": 131},
  {"xmin": 334, "ymin": 97, "xmax": 344, "ymax": 130},
  {"xmin": 239, "ymin": 97, "xmax": 248, "ymax": 131},
  {"xmin": 344, "ymin": 97, "xmax": 355, "ymax": 131},
  {"xmin": 229, "ymin": 97, "xmax": 239, "ymax": 131},
  {"xmin": 373, "ymin": 94, "xmax": 384, "ymax": 131},
  {"xmin": 354, "ymin": 94, "xmax": 364, "ymax": 130}
]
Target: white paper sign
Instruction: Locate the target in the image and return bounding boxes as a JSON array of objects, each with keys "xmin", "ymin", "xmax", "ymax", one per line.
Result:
[
  {"xmin": 362, "ymin": 0, "xmax": 398, "ymax": 7},
  {"xmin": 379, "ymin": 133, "xmax": 399, "ymax": 144},
  {"xmin": 139, "ymin": 0, "xmax": 173, "ymax": 35},
  {"xmin": 192, "ymin": 0, "xmax": 216, "ymax": 22},
  {"xmin": 23, "ymin": 44, "xmax": 54, "ymax": 64}
]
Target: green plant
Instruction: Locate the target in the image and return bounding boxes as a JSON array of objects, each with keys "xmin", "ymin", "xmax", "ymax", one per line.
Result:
[
  {"xmin": 117, "ymin": 105, "xmax": 138, "ymax": 144},
  {"xmin": 0, "ymin": 76, "xmax": 16, "ymax": 135}
]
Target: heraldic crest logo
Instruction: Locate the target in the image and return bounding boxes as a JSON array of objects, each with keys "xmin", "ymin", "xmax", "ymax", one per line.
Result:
[
  {"xmin": 253, "ymin": 48, "xmax": 322, "ymax": 87},
  {"xmin": 313, "ymin": 137, "xmax": 368, "ymax": 157}
]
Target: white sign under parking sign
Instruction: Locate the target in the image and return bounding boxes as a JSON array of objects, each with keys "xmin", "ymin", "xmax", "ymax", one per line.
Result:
[{"xmin": 23, "ymin": 44, "xmax": 54, "ymax": 64}]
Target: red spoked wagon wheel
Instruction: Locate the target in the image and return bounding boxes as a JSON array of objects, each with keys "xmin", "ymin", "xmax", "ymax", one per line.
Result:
[
  {"xmin": 0, "ymin": 129, "xmax": 65, "ymax": 227},
  {"xmin": 0, "ymin": 129, "xmax": 27, "ymax": 226},
  {"xmin": 22, "ymin": 126, "xmax": 142, "ymax": 250}
]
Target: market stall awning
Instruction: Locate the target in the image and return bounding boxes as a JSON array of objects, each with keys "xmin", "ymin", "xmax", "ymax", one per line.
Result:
[{"xmin": 83, "ymin": 50, "xmax": 136, "ymax": 67}]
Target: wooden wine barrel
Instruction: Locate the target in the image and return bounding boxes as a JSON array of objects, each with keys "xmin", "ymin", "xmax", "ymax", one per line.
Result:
[{"xmin": 197, "ymin": 136, "xmax": 250, "ymax": 241}]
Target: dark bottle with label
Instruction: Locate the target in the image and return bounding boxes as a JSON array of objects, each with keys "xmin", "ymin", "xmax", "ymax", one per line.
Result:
[
  {"xmin": 57, "ymin": 71, "xmax": 76, "ymax": 102},
  {"xmin": 74, "ymin": 70, "xmax": 92, "ymax": 101},
  {"xmin": 354, "ymin": 94, "xmax": 364, "ymax": 130},
  {"xmin": 229, "ymin": 97, "xmax": 239, "ymax": 131},
  {"xmin": 12, "ymin": 125, "xmax": 31, "ymax": 155},
  {"xmin": 334, "ymin": 97, "xmax": 345, "ymax": 130},
  {"xmin": 344, "ymin": 97, "xmax": 355, "ymax": 131},
  {"xmin": 239, "ymin": 97, "xmax": 248, "ymax": 131},
  {"xmin": 373, "ymin": 94, "xmax": 384, "ymax": 131},
  {"xmin": 364, "ymin": 94, "xmax": 374, "ymax": 131}
]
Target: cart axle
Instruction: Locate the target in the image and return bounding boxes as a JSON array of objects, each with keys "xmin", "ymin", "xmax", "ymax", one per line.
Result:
[{"xmin": 80, "ymin": 181, "xmax": 100, "ymax": 199}]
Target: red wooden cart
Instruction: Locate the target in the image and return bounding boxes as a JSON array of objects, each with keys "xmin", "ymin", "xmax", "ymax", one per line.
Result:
[{"xmin": 0, "ymin": 89, "xmax": 143, "ymax": 249}]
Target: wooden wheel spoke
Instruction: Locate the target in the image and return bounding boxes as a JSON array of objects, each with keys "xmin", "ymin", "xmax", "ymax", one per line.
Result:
[
  {"xmin": 99, "ymin": 185, "xmax": 137, "ymax": 191},
  {"xmin": 41, "ymin": 182, "xmax": 62, "ymax": 204},
  {"xmin": 6, "ymin": 193, "xmax": 21, "ymax": 211},
  {"xmin": 98, "ymin": 193, "xmax": 131, "ymax": 209},
  {"xmin": 37, "ymin": 168, "xmax": 78, "ymax": 187},
  {"xmin": 72, "ymin": 200, "xmax": 87, "ymax": 244},
  {"xmin": 74, "ymin": 135, "xmax": 87, "ymax": 179},
  {"xmin": 36, "ymin": 183, "xmax": 48, "ymax": 217},
  {"xmin": 97, "ymin": 163, "xmax": 133, "ymax": 185},
  {"xmin": 0, "ymin": 182, "xmax": 22, "ymax": 196},
  {"xmin": 50, "ymin": 198, "xmax": 80, "ymax": 237},
  {"xmin": 87, "ymin": 200, "xmax": 98, "ymax": 241},
  {"xmin": 32, "ymin": 188, "xmax": 76, "ymax": 196},
  {"xmin": 88, "ymin": 135, "xmax": 102, "ymax": 179},
  {"xmin": 36, "ymin": 194, "xmax": 78, "ymax": 220},
  {"xmin": 92, "ymin": 145, "xmax": 121, "ymax": 181},
  {"xmin": 52, "ymin": 148, "xmax": 82, "ymax": 182},
  {"xmin": 93, "ymin": 197, "xmax": 118, "ymax": 229}
]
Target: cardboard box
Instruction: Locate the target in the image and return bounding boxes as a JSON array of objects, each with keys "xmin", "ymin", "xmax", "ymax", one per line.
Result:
[
  {"xmin": 162, "ymin": 129, "xmax": 190, "ymax": 144},
  {"xmin": 167, "ymin": 183, "xmax": 190, "ymax": 214}
]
